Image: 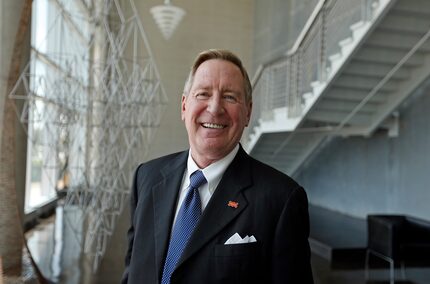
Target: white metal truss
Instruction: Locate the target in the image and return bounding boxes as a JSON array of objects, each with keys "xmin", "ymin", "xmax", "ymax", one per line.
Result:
[{"xmin": 10, "ymin": 0, "xmax": 167, "ymax": 271}]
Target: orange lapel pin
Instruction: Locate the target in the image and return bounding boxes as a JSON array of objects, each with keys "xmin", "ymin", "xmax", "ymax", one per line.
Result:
[{"xmin": 227, "ymin": 201, "xmax": 239, "ymax": 208}]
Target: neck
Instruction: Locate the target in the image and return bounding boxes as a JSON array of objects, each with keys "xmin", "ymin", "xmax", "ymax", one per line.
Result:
[{"xmin": 190, "ymin": 144, "xmax": 240, "ymax": 169}]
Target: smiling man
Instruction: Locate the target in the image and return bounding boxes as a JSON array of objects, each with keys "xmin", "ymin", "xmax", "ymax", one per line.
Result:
[
  {"xmin": 122, "ymin": 49, "xmax": 313, "ymax": 284},
  {"xmin": 181, "ymin": 53, "xmax": 252, "ymax": 168}
]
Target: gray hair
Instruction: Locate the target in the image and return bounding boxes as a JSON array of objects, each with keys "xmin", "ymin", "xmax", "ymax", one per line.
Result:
[{"xmin": 183, "ymin": 49, "xmax": 252, "ymax": 102}]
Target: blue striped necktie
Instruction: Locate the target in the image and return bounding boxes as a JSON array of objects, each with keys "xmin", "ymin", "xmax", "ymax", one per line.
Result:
[{"xmin": 161, "ymin": 170, "xmax": 207, "ymax": 284}]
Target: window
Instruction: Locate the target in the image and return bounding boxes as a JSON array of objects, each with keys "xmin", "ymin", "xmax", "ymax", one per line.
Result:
[{"xmin": 25, "ymin": 0, "xmax": 90, "ymax": 213}]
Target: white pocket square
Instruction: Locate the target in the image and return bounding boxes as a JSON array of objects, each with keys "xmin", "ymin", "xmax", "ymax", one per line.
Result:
[{"xmin": 224, "ymin": 233, "xmax": 257, "ymax": 245}]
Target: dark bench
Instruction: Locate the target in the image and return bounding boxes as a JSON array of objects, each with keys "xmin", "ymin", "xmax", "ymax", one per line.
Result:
[{"xmin": 365, "ymin": 214, "xmax": 430, "ymax": 284}]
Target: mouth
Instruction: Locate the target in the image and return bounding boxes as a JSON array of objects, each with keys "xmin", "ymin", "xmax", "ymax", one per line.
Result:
[{"xmin": 201, "ymin": 123, "xmax": 227, "ymax": 129}]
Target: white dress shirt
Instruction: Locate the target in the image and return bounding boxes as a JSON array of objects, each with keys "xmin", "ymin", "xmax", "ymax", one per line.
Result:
[{"xmin": 172, "ymin": 145, "xmax": 239, "ymax": 226}]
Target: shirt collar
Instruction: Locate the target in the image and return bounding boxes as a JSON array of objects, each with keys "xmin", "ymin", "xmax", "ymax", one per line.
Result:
[{"xmin": 187, "ymin": 144, "xmax": 239, "ymax": 194}]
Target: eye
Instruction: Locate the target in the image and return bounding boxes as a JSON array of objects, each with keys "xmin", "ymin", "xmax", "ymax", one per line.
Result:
[
  {"xmin": 223, "ymin": 94, "xmax": 238, "ymax": 103},
  {"xmin": 195, "ymin": 92, "xmax": 210, "ymax": 100}
]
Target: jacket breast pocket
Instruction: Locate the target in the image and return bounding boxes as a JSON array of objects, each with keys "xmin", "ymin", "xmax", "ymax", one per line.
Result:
[{"xmin": 212, "ymin": 242, "xmax": 262, "ymax": 284}]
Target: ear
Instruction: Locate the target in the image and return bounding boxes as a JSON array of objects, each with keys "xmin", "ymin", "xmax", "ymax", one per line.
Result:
[
  {"xmin": 181, "ymin": 95, "xmax": 187, "ymax": 121},
  {"xmin": 245, "ymin": 101, "xmax": 252, "ymax": 127}
]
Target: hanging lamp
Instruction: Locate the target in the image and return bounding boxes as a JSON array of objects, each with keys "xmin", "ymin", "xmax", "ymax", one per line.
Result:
[{"xmin": 150, "ymin": 0, "xmax": 186, "ymax": 40}]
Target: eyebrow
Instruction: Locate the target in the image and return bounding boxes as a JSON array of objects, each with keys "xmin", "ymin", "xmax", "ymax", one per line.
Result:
[{"xmin": 195, "ymin": 85, "xmax": 241, "ymax": 91}]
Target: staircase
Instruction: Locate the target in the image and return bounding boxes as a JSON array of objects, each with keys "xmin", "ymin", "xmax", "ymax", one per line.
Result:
[{"xmin": 244, "ymin": 0, "xmax": 430, "ymax": 176}]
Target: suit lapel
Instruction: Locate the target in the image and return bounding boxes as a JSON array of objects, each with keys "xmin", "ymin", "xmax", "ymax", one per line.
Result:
[
  {"xmin": 152, "ymin": 151, "xmax": 188, "ymax": 279},
  {"xmin": 176, "ymin": 147, "xmax": 253, "ymax": 268}
]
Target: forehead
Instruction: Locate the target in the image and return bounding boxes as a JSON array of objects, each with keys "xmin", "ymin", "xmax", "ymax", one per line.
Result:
[{"xmin": 192, "ymin": 59, "xmax": 244, "ymax": 88}]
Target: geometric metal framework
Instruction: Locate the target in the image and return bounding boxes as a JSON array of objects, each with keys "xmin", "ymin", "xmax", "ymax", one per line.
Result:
[{"xmin": 9, "ymin": 0, "xmax": 167, "ymax": 271}]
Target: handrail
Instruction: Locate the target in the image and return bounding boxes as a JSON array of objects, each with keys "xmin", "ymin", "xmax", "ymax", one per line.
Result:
[{"xmin": 286, "ymin": 0, "xmax": 326, "ymax": 56}]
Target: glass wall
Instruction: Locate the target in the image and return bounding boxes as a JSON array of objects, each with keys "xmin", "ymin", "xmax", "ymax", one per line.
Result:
[{"xmin": 25, "ymin": 0, "xmax": 91, "ymax": 212}]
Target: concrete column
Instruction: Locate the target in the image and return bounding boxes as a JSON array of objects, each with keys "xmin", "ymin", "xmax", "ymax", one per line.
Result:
[{"xmin": 0, "ymin": 0, "xmax": 31, "ymax": 276}]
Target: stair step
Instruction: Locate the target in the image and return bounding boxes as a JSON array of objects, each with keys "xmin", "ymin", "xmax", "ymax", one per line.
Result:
[
  {"xmin": 350, "ymin": 21, "xmax": 371, "ymax": 41},
  {"xmin": 256, "ymin": 132, "xmax": 290, "ymax": 145},
  {"xmin": 350, "ymin": 21, "xmax": 366, "ymax": 32},
  {"xmin": 367, "ymin": 29, "xmax": 430, "ymax": 52},
  {"xmin": 327, "ymin": 91, "xmax": 388, "ymax": 104},
  {"xmin": 379, "ymin": 12, "xmax": 430, "ymax": 35},
  {"xmin": 332, "ymin": 74, "xmax": 399, "ymax": 92},
  {"xmin": 339, "ymin": 37, "xmax": 353, "ymax": 48},
  {"xmin": 393, "ymin": 0, "xmax": 430, "ymax": 16},
  {"xmin": 253, "ymin": 149, "xmax": 302, "ymax": 162},
  {"xmin": 355, "ymin": 46, "xmax": 425, "ymax": 66},
  {"xmin": 332, "ymin": 81, "xmax": 397, "ymax": 93},
  {"xmin": 326, "ymin": 87, "xmax": 389, "ymax": 103},
  {"xmin": 328, "ymin": 52, "xmax": 342, "ymax": 63},
  {"xmin": 316, "ymin": 98, "xmax": 379, "ymax": 114},
  {"xmin": 345, "ymin": 60, "xmax": 411, "ymax": 80},
  {"xmin": 307, "ymin": 109, "xmax": 372, "ymax": 125}
]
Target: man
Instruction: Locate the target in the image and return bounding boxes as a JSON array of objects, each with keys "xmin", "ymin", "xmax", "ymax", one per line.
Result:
[{"xmin": 122, "ymin": 49, "xmax": 313, "ymax": 283}]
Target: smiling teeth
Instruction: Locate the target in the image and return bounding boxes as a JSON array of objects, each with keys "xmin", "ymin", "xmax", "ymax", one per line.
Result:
[{"xmin": 202, "ymin": 123, "xmax": 225, "ymax": 129}]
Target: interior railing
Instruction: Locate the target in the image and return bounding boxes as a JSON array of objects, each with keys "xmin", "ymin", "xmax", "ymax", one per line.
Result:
[{"xmin": 249, "ymin": 0, "xmax": 379, "ymax": 133}]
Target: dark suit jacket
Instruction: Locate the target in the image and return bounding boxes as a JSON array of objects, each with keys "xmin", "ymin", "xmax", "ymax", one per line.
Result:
[{"xmin": 122, "ymin": 146, "xmax": 313, "ymax": 283}]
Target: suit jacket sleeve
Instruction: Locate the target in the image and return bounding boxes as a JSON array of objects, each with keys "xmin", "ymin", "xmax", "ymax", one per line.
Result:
[{"xmin": 272, "ymin": 186, "xmax": 313, "ymax": 283}]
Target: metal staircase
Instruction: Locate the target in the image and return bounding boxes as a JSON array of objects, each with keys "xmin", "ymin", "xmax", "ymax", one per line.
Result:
[{"xmin": 244, "ymin": 0, "xmax": 430, "ymax": 176}]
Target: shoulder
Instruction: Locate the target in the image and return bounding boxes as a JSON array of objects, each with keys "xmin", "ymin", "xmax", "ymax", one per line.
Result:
[
  {"xmin": 243, "ymin": 154, "xmax": 307, "ymax": 206},
  {"xmin": 134, "ymin": 150, "xmax": 187, "ymax": 184},
  {"xmin": 232, "ymin": 146, "xmax": 302, "ymax": 193},
  {"xmin": 247, "ymin": 154, "xmax": 300, "ymax": 188},
  {"xmin": 139, "ymin": 151, "xmax": 187, "ymax": 170}
]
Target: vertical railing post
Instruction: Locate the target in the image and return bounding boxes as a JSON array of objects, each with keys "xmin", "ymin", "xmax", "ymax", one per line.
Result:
[
  {"xmin": 287, "ymin": 52, "xmax": 302, "ymax": 118},
  {"xmin": 285, "ymin": 60, "xmax": 289, "ymax": 112},
  {"xmin": 268, "ymin": 68, "xmax": 274, "ymax": 117},
  {"xmin": 292, "ymin": 54, "xmax": 297, "ymax": 117},
  {"xmin": 297, "ymin": 50, "xmax": 303, "ymax": 117},
  {"xmin": 285, "ymin": 57, "xmax": 291, "ymax": 118},
  {"xmin": 261, "ymin": 70, "xmax": 271, "ymax": 121},
  {"xmin": 286, "ymin": 57, "xmax": 292, "ymax": 118},
  {"xmin": 319, "ymin": 3, "xmax": 327, "ymax": 82}
]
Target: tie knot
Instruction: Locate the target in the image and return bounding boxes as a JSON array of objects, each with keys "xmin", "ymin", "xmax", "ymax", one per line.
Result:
[{"xmin": 189, "ymin": 170, "xmax": 207, "ymax": 189}]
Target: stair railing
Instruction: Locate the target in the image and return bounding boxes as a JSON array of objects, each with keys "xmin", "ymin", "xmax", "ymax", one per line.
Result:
[{"xmin": 249, "ymin": 0, "xmax": 379, "ymax": 134}]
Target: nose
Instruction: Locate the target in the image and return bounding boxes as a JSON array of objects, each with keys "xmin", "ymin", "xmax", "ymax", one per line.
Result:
[{"xmin": 206, "ymin": 94, "xmax": 225, "ymax": 115}]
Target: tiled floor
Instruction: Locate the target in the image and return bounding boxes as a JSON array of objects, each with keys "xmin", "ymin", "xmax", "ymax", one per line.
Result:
[{"xmin": 24, "ymin": 207, "xmax": 430, "ymax": 284}]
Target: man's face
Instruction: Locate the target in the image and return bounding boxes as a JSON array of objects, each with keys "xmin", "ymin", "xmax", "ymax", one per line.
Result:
[{"xmin": 181, "ymin": 59, "xmax": 252, "ymax": 167}]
